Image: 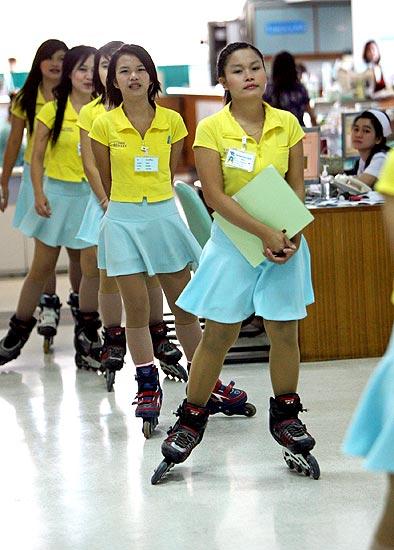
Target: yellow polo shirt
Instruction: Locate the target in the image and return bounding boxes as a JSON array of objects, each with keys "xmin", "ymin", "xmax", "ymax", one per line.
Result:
[
  {"xmin": 77, "ymin": 96, "xmax": 106, "ymax": 133},
  {"xmin": 193, "ymin": 101, "xmax": 304, "ymax": 197},
  {"xmin": 11, "ymin": 88, "xmax": 46, "ymax": 163},
  {"xmin": 375, "ymin": 150, "xmax": 394, "ymax": 304},
  {"xmin": 89, "ymin": 104, "xmax": 187, "ymax": 202},
  {"xmin": 37, "ymin": 97, "xmax": 86, "ymax": 182}
]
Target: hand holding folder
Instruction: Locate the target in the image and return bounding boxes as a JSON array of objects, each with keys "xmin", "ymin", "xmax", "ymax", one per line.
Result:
[{"xmin": 212, "ymin": 165, "xmax": 314, "ymax": 267}]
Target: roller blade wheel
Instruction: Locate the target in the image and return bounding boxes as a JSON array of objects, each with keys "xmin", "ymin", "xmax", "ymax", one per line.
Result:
[
  {"xmin": 159, "ymin": 361, "xmax": 188, "ymax": 382},
  {"xmin": 151, "ymin": 459, "xmax": 174, "ymax": 485},
  {"xmin": 283, "ymin": 449, "xmax": 320, "ymax": 480},
  {"xmin": 221, "ymin": 402, "xmax": 257, "ymax": 417},
  {"xmin": 143, "ymin": 417, "xmax": 159, "ymax": 439},
  {"xmin": 75, "ymin": 352, "xmax": 101, "ymax": 372},
  {"xmin": 105, "ymin": 369, "xmax": 116, "ymax": 392},
  {"xmin": 43, "ymin": 336, "xmax": 54, "ymax": 354}
]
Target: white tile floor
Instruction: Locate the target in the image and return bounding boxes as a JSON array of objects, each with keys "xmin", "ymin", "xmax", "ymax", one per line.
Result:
[{"xmin": 0, "ymin": 275, "xmax": 386, "ymax": 550}]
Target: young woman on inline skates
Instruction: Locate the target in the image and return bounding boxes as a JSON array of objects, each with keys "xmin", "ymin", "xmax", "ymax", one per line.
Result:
[{"xmin": 154, "ymin": 42, "xmax": 317, "ymax": 483}]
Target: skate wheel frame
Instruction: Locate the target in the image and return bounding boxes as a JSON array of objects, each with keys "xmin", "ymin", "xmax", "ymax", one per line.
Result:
[
  {"xmin": 283, "ymin": 449, "xmax": 320, "ymax": 480},
  {"xmin": 106, "ymin": 369, "xmax": 116, "ymax": 392},
  {"xmin": 151, "ymin": 459, "xmax": 174, "ymax": 485},
  {"xmin": 43, "ymin": 336, "xmax": 54, "ymax": 354},
  {"xmin": 159, "ymin": 361, "xmax": 188, "ymax": 382},
  {"xmin": 143, "ymin": 417, "xmax": 158, "ymax": 439}
]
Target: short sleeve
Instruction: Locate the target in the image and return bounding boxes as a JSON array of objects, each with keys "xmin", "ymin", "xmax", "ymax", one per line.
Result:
[
  {"xmin": 36, "ymin": 101, "xmax": 56, "ymax": 130},
  {"xmin": 77, "ymin": 103, "xmax": 93, "ymax": 132},
  {"xmin": 287, "ymin": 112, "xmax": 305, "ymax": 148},
  {"xmin": 362, "ymin": 152, "xmax": 388, "ymax": 178},
  {"xmin": 171, "ymin": 112, "xmax": 188, "ymax": 144},
  {"xmin": 89, "ymin": 114, "xmax": 109, "ymax": 146},
  {"xmin": 10, "ymin": 94, "xmax": 26, "ymax": 120},
  {"xmin": 193, "ymin": 117, "xmax": 219, "ymax": 152},
  {"xmin": 375, "ymin": 150, "xmax": 394, "ymax": 195}
]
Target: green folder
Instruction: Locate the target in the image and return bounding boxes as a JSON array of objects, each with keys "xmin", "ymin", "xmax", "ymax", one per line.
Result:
[{"xmin": 212, "ymin": 165, "xmax": 314, "ymax": 267}]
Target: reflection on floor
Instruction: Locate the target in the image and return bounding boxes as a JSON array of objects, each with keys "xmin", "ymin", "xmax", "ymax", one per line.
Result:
[{"xmin": 0, "ymin": 276, "xmax": 385, "ymax": 550}]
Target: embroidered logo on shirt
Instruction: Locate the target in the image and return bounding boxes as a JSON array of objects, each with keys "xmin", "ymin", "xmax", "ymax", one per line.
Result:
[{"xmin": 110, "ymin": 141, "xmax": 127, "ymax": 148}]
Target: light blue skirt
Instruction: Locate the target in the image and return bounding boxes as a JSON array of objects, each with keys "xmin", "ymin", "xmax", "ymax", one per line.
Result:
[
  {"xmin": 76, "ymin": 190, "xmax": 103, "ymax": 246},
  {"xmin": 343, "ymin": 325, "xmax": 394, "ymax": 473},
  {"xmin": 176, "ymin": 222, "xmax": 314, "ymax": 323},
  {"xmin": 13, "ymin": 163, "xmax": 33, "ymax": 229},
  {"xmin": 18, "ymin": 177, "xmax": 91, "ymax": 249},
  {"xmin": 98, "ymin": 198, "xmax": 202, "ymax": 277}
]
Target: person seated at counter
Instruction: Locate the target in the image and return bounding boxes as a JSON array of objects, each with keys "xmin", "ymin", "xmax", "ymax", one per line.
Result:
[
  {"xmin": 345, "ymin": 109, "xmax": 392, "ymax": 189},
  {"xmin": 263, "ymin": 51, "xmax": 317, "ymax": 127}
]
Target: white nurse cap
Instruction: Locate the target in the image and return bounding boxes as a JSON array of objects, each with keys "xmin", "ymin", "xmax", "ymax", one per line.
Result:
[{"xmin": 366, "ymin": 109, "xmax": 392, "ymax": 137}]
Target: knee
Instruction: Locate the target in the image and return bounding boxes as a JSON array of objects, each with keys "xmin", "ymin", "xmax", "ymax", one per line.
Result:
[
  {"xmin": 99, "ymin": 272, "xmax": 119, "ymax": 294},
  {"xmin": 202, "ymin": 321, "xmax": 240, "ymax": 352},
  {"xmin": 123, "ymin": 297, "xmax": 149, "ymax": 327},
  {"xmin": 264, "ymin": 320, "xmax": 298, "ymax": 346},
  {"xmin": 174, "ymin": 309, "xmax": 198, "ymax": 325}
]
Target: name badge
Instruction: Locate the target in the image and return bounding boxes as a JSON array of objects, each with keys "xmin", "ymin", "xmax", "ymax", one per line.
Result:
[
  {"xmin": 224, "ymin": 148, "xmax": 255, "ymax": 172},
  {"xmin": 134, "ymin": 156, "xmax": 159, "ymax": 172}
]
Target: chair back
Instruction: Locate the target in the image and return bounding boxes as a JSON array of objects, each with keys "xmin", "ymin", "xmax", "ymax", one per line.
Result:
[{"xmin": 174, "ymin": 181, "xmax": 212, "ymax": 247}]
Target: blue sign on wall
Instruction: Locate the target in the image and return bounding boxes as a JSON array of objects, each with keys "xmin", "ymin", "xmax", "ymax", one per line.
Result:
[{"xmin": 265, "ymin": 20, "xmax": 307, "ymax": 35}]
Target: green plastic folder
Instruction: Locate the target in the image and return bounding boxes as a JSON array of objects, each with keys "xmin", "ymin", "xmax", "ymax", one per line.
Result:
[{"xmin": 212, "ymin": 165, "xmax": 314, "ymax": 267}]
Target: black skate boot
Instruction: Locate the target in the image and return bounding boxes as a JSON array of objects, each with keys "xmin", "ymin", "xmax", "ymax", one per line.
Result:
[
  {"xmin": 133, "ymin": 364, "xmax": 163, "ymax": 438},
  {"xmin": 269, "ymin": 393, "xmax": 320, "ymax": 479},
  {"xmin": 37, "ymin": 293, "xmax": 62, "ymax": 353},
  {"xmin": 101, "ymin": 326, "xmax": 126, "ymax": 392},
  {"xmin": 0, "ymin": 315, "xmax": 37, "ymax": 366},
  {"xmin": 67, "ymin": 292, "xmax": 80, "ymax": 324},
  {"xmin": 151, "ymin": 399, "xmax": 209, "ymax": 484},
  {"xmin": 74, "ymin": 311, "xmax": 103, "ymax": 371},
  {"xmin": 150, "ymin": 321, "xmax": 187, "ymax": 382}
]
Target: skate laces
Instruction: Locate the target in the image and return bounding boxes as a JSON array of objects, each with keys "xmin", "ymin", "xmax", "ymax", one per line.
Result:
[
  {"xmin": 169, "ymin": 426, "xmax": 197, "ymax": 450},
  {"xmin": 279, "ymin": 419, "xmax": 308, "ymax": 438}
]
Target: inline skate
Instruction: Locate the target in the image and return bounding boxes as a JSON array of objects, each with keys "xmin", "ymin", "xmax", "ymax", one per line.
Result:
[
  {"xmin": 207, "ymin": 378, "xmax": 256, "ymax": 417},
  {"xmin": 37, "ymin": 293, "xmax": 61, "ymax": 353},
  {"xmin": 101, "ymin": 326, "xmax": 126, "ymax": 391},
  {"xmin": 0, "ymin": 315, "xmax": 37, "ymax": 365},
  {"xmin": 269, "ymin": 393, "xmax": 320, "ymax": 480},
  {"xmin": 74, "ymin": 311, "xmax": 103, "ymax": 371},
  {"xmin": 150, "ymin": 321, "xmax": 188, "ymax": 382},
  {"xmin": 151, "ymin": 399, "xmax": 209, "ymax": 484},
  {"xmin": 133, "ymin": 364, "xmax": 162, "ymax": 439}
]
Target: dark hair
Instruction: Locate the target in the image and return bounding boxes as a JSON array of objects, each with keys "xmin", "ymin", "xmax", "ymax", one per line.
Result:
[
  {"xmin": 362, "ymin": 40, "xmax": 380, "ymax": 64},
  {"xmin": 106, "ymin": 44, "xmax": 161, "ymax": 109},
  {"xmin": 51, "ymin": 45, "xmax": 96, "ymax": 145},
  {"xmin": 271, "ymin": 51, "xmax": 299, "ymax": 91},
  {"xmin": 217, "ymin": 42, "xmax": 265, "ymax": 105},
  {"xmin": 352, "ymin": 110, "xmax": 390, "ymax": 169},
  {"xmin": 13, "ymin": 39, "xmax": 68, "ymax": 135},
  {"xmin": 93, "ymin": 41, "xmax": 125, "ymax": 101}
]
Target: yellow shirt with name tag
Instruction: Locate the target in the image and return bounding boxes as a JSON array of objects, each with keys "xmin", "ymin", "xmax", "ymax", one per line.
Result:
[
  {"xmin": 375, "ymin": 150, "xmax": 394, "ymax": 304},
  {"xmin": 193, "ymin": 101, "xmax": 304, "ymax": 197},
  {"xmin": 11, "ymin": 87, "xmax": 46, "ymax": 163},
  {"xmin": 89, "ymin": 104, "xmax": 187, "ymax": 203},
  {"xmin": 77, "ymin": 96, "xmax": 106, "ymax": 133},
  {"xmin": 37, "ymin": 97, "xmax": 86, "ymax": 182}
]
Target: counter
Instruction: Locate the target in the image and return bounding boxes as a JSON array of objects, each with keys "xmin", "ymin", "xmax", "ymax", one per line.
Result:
[{"xmin": 299, "ymin": 204, "xmax": 393, "ymax": 361}]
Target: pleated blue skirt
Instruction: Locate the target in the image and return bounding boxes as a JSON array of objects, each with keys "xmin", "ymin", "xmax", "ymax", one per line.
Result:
[
  {"xmin": 98, "ymin": 198, "xmax": 202, "ymax": 277},
  {"xmin": 176, "ymin": 222, "xmax": 314, "ymax": 323},
  {"xmin": 76, "ymin": 190, "xmax": 103, "ymax": 246},
  {"xmin": 343, "ymin": 325, "xmax": 394, "ymax": 472},
  {"xmin": 13, "ymin": 163, "xmax": 33, "ymax": 229},
  {"xmin": 18, "ymin": 177, "xmax": 91, "ymax": 249}
]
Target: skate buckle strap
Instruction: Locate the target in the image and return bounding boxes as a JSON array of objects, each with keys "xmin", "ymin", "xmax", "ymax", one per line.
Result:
[
  {"xmin": 133, "ymin": 391, "xmax": 158, "ymax": 406},
  {"xmin": 216, "ymin": 380, "xmax": 235, "ymax": 396}
]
